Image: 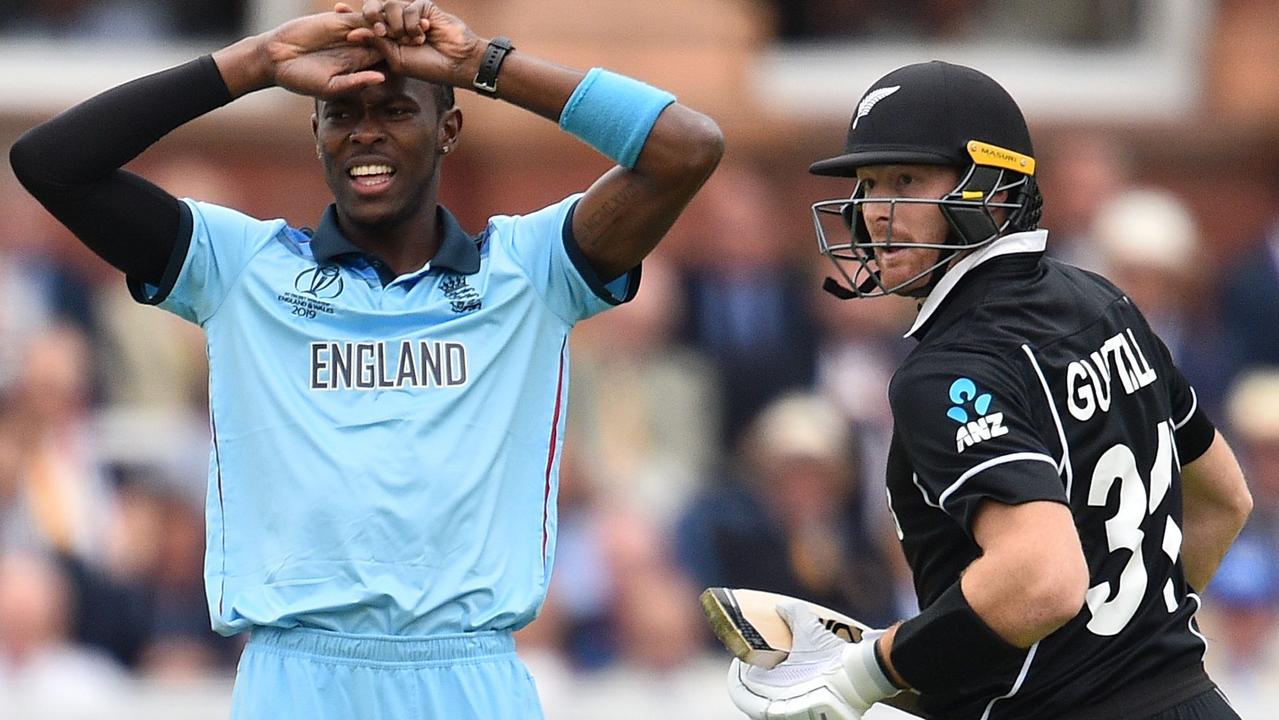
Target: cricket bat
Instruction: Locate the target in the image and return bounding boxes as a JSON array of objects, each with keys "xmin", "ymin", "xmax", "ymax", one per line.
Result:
[{"xmin": 700, "ymin": 587, "xmax": 925, "ymax": 716}]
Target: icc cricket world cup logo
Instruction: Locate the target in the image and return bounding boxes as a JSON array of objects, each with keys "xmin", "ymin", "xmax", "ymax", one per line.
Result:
[{"xmin": 295, "ymin": 265, "xmax": 345, "ymax": 300}]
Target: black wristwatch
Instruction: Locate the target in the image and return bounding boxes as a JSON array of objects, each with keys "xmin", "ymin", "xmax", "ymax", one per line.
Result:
[{"xmin": 472, "ymin": 36, "xmax": 515, "ymax": 97}]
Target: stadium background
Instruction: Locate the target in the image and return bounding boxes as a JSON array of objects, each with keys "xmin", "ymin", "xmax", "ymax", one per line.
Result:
[{"xmin": 1, "ymin": 1, "xmax": 1277, "ymax": 718}]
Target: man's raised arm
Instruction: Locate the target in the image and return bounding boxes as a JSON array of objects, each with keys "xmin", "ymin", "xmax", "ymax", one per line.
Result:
[
  {"xmin": 349, "ymin": 0, "xmax": 725, "ymax": 280},
  {"xmin": 8, "ymin": 12, "xmax": 383, "ymax": 285}
]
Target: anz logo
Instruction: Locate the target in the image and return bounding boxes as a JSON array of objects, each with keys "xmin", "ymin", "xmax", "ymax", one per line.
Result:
[
  {"xmin": 947, "ymin": 377, "xmax": 1008, "ymax": 453},
  {"xmin": 295, "ymin": 265, "xmax": 345, "ymax": 300}
]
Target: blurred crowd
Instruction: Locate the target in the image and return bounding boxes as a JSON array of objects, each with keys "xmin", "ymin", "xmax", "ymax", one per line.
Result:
[
  {"xmin": 0, "ymin": 1, "xmax": 1277, "ymax": 714},
  {"xmin": 0, "ymin": 1, "xmax": 1150, "ymax": 45},
  {"xmin": 0, "ymin": 0, "xmax": 244, "ymax": 40},
  {"xmin": 770, "ymin": 0, "xmax": 1143, "ymax": 46},
  {"xmin": 1, "ymin": 128, "xmax": 1277, "ymax": 712}
]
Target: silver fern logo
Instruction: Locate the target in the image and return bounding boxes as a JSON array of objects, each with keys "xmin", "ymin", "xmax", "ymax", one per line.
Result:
[{"xmin": 853, "ymin": 85, "xmax": 901, "ymax": 129}]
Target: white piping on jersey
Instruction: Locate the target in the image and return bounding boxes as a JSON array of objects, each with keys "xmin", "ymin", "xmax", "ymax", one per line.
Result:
[
  {"xmin": 886, "ymin": 486, "xmax": 905, "ymax": 540},
  {"xmin": 1187, "ymin": 592, "xmax": 1208, "ymax": 660},
  {"xmin": 912, "ymin": 472, "xmax": 941, "ymax": 508},
  {"xmin": 979, "ymin": 640, "xmax": 1039, "ymax": 720},
  {"xmin": 1021, "ymin": 344, "xmax": 1075, "ymax": 498},
  {"xmin": 905, "ymin": 229, "xmax": 1049, "ymax": 339},
  {"xmin": 1173, "ymin": 387, "xmax": 1199, "ymax": 430},
  {"xmin": 938, "ymin": 452, "xmax": 1058, "ymax": 510},
  {"xmin": 1214, "ymin": 687, "xmax": 1236, "ymax": 712},
  {"xmin": 1170, "ymin": 426, "xmax": 1183, "ymax": 468}
]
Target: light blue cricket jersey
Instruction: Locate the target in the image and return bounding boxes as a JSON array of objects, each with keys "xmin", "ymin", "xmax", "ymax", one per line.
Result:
[{"xmin": 129, "ymin": 195, "xmax": 637, "ymax": 637}]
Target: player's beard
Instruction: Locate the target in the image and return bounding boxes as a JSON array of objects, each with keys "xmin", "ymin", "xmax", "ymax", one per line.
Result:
[{"xmin": 876, "ymin": 242, "xmax": 941, "ymax": 296}]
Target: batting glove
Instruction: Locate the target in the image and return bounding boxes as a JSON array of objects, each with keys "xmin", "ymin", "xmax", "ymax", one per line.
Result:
[{"xmin": 726, "ymin": 603, "xmax": 900, "ymax": 720}]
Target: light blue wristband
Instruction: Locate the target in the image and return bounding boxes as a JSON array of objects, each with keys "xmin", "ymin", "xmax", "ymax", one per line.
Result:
[{"xmin": 558, "ymin": 68, "xmax": 676, "ymax": 169}]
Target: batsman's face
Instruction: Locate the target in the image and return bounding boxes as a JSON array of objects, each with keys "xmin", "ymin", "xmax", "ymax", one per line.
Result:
[
  {"xmin": 314, "ymin": 75, "xmax": 459, "ymax": 227},
  {"xmin": 855, "ymin": 164, "xmax": 961, "ymax": 294}
]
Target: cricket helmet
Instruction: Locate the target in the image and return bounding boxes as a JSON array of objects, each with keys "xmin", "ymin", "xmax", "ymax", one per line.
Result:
[{"xmin": 810, "ymin": 61, "xmax": 1043, "ymax": 299}]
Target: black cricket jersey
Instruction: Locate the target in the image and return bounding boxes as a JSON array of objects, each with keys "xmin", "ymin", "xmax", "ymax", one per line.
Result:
[{"xmin": 884, "ymin": 230, "xmax": 1218, "ymax": 720}]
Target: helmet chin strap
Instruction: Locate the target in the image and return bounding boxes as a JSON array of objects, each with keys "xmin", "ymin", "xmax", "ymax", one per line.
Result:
[
  {"xmin": 822, "ymin": 276, "xmax": 858, "ymax": 299},
  {"xmin": 822, "ymin": 244, "xmax": 958, "ymax": 301},
  {"xmin": 822, "ymin": 274, "xmax": 883, "ymax": 299},
  {"xmin": 823, "ymin": 231, "xmax": 963, "ymax": 301}
]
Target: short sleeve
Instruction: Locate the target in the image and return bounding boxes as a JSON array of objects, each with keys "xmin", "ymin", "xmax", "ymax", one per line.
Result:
[
  {"xmin": 890, "ymin": 348, "xmax": 1066, "ymax": 534},
  {"xmin": 491, "ymin": 194, "xmax": 640, "ymax": 324},
  {"xmin": 1145, "ymin": 323, "xmax": 1216, "ymax": 464},
  {"xmin": 128, "ymin": 199, "xmax": 284, "ymax": 325}
]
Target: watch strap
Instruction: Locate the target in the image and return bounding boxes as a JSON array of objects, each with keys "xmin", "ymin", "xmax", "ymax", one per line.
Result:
[{"xmin": 472, "ymin": 36, "xmax": 515, "ymax": 97}]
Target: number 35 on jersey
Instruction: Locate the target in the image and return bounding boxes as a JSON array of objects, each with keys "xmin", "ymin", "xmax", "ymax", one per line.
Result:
[{"xmin": 1084, "ymin": 419, "xmax": 1181, "ymax": 637}]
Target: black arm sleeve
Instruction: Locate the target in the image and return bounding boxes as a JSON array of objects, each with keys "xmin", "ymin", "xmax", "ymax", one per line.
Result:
[{"xmin": 8, "ymin": 55, "xmax": 234, "ymax": 285}]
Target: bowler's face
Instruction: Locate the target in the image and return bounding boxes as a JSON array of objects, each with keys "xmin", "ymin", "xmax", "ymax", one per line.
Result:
[
  {"xmin": 314, "ymin": 75, "xmax": 451, "ymax": 228},
  {"xmin": 854, "ymin": 164, "xmax": 961, "ymax": 294}
]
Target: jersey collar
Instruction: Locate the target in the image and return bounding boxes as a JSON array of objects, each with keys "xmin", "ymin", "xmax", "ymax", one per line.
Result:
[
  {"xmin": 904, "ymin": 229, "xmax": 1049, "ymax": 339},
  {"xmin": 309, "ymin": 204, "xmax": 480, "ymax": 275}
]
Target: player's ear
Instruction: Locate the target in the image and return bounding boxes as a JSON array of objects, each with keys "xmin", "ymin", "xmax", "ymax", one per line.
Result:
[{"xmin": 438, "ymin": 106, "xmax": 462, "ymax": 154}]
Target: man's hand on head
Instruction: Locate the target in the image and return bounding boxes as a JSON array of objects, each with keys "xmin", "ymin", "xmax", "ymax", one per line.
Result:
[
  {"xmin": 260, "ymin": 11, "xmax": 389, "ymax": 98},
  {"xmin": 215, "ymin": 11, "xmax": 385, "ymax": 98},
  {"xmin": 332, "ymin": 1, "xmax": 428, "ymax": 45},
  {"xmin": 341, "ymin": 1, "xmax": 483, "ymax": 88}
]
